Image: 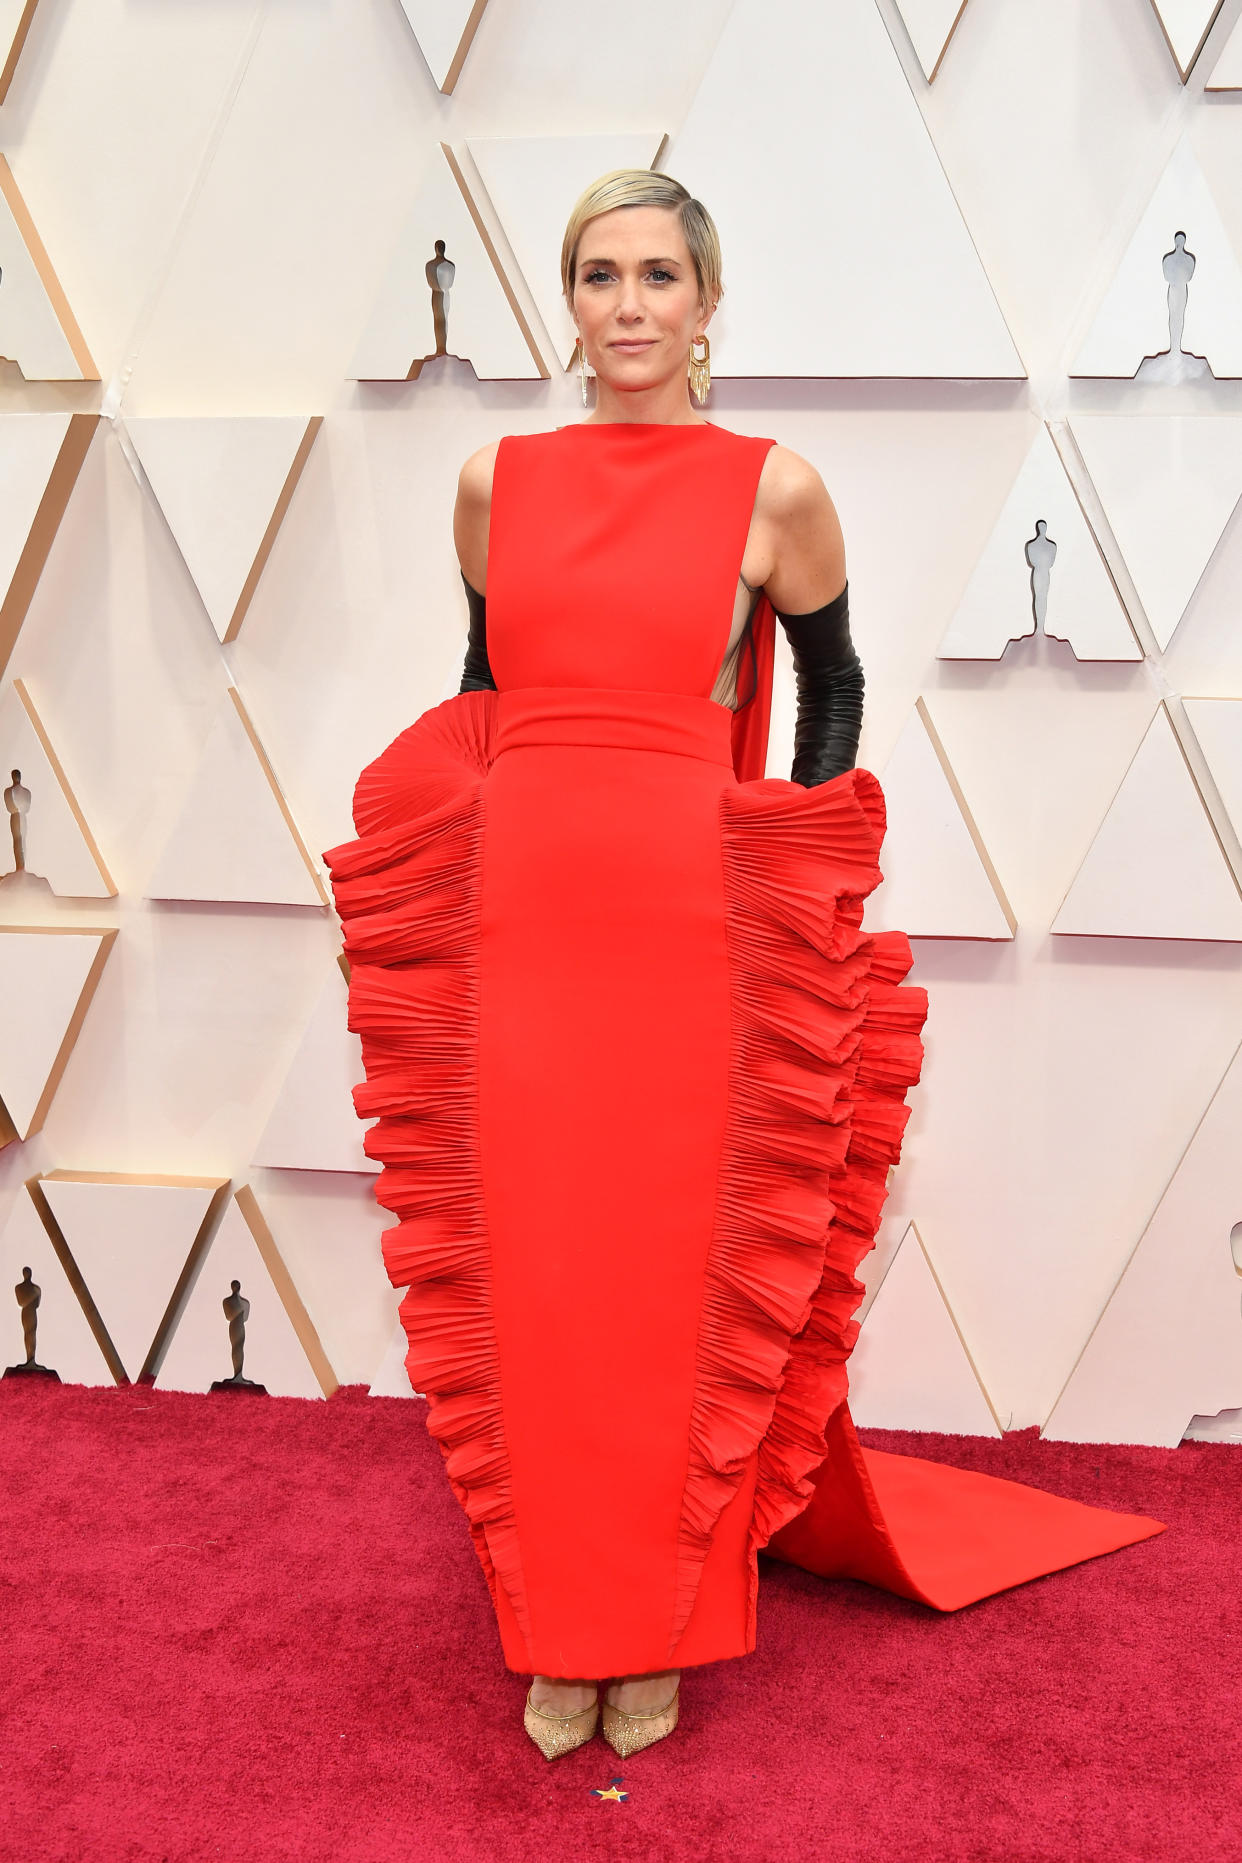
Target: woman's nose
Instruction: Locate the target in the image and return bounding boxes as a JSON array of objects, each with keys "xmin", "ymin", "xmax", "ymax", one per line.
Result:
[{"xmin": 615, "ymin": 282, "xmax": 644, "ymax": 320}]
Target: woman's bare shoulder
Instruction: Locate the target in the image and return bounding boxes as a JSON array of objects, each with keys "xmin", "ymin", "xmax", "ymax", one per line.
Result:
[
  {"xmin": 755, "ymin": 442, "xmax": 833, "ymax": 522},
  {"xmin": 456, "ymin": 439, "xmax": 502, "ymax": 510},
  {"xmin": 752, "ymin": 443, "xmax": 846, "ymax": 609},
  {"xmin": 454, "ymin": 441, "xmax": 502, "ymax": 591}
]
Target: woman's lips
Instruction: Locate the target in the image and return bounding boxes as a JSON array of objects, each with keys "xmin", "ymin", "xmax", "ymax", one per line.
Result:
[{"xmin": 610, "ymin": 339, "xmax": 655, "ymax": 350}]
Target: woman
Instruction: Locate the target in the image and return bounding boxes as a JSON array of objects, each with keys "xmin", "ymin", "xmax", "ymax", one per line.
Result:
[{"xmin": 322, "ymin": 171, "xmax": 1164, "ymax": 1763}]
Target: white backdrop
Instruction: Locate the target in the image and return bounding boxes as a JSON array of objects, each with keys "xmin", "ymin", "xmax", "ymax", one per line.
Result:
[{"xmin": 2, "ymin": 0, "xmax": 1241, "ymax": 1446}]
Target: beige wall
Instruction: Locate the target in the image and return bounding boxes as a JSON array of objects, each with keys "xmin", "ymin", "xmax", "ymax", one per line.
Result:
[{"xmin": 2, "ymin": 0, "xmax": 1241, "ymax": 1436}]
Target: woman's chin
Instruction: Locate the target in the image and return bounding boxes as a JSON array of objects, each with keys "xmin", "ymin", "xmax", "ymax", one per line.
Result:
[{"xmin": 597, "ymin": 367, "xmax": 673, "ymax": 397}]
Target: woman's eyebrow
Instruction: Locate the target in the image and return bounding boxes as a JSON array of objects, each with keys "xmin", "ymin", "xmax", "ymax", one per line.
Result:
[{"xmin": 579, "ymin": 256, "xmax": 682, "ymax": 267}]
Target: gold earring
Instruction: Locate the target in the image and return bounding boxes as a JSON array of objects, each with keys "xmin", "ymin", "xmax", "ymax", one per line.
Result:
[
  {"xmin": 688, "ymin": 333, "xmax": 711, "ymax": 405},
  {"xmin": 577, "ymin": 335, "xmax": 591, "ymax": 407}
]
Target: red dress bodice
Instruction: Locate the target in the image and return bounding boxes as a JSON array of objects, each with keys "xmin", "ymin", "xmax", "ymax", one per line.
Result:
[{"xmin": 485, "ymin": 420, "xmax": 776, "ymax": 700}]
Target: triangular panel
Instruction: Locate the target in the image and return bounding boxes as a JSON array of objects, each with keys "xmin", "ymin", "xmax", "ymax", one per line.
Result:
[
  {"xmin": 891, "ymin": 0, "xmax": 971, "ymax": 82},
  {"xmin": 1044, "ymin": 1034, "xmax": 1242, "ymax": 1446},
  {"xmin": 0, "ymin": 0, "xmax": 41, "ymax": 105},
  {"xmin": 0, "ymin": 926, "xmax": 116, "ymax": 1146},
  {"xmin": 367, "ymin": 1306, "xmax": 420, "ymax": 1399},
  {"xmin": 1148, "ymin": 0, "xmax": 1226, "ymax": 80},
  {"xmin": 397, "ymin": 0, "xmax": 488, "ymax": 93},
  {"xmin": 469, "ymin": 134, "xmax": 665, "ymax": 366},
  {"xmin": 252, "ymin": 960, "xmax": 378, "ymax": 1173},
  {"xmin": 0, "ymin": 1187, "xmax": 113, "ymax": 1385},
  {"xmin": 0, "ymin": 680, "xmax": 115, "ymax": 895},
  {"xmin": 1071, "ymin": 135, "xmax": 1242, "ymax": 380},
  {"xmin": 0, "ymin": 413, "xmax": 98, "ymax": 680},
  {"xmin": 1182, "ymin": 697, "xmax": 1242, "ymax": 851},
  {"xmin": 242, "ymin": 1171, "xmax": 394, "ymax": 1386},
  {"xmin": 155, "ymin": 1187, "xmax": 336, "ymax": 1399},
  {"xmin": 1052, "ymin": 702, "xmax": 1242, "ymax": 940},
  {"xmin": 865, "ymin": 697, "xmax": 1016, "ymax": 939},
  {"xmin": 124, "ymin": 416, "xmax": 322, "ymax": 644},
  {"xmin": 146, "ymin": 687, "xmax": 327, "ymax": 907},
  {"xmin": 849, "ymin": 1222, "xmax": 1002, "ymax": 1435},
  {"xmin": 34, "ymin": 1171, "xmax": 228, "ymax": 1382},
  {"xmin": 0, "ymin": 156, "xmax": 97, "ymax": 381},
  {"xmin": 350, "ymin": 143, "xmax": 545, "ymax": 383},
  {"xmin": 1069, "ymin": 414, "xmax": 1242, "ymax": 651},
  {"xmin": 937, "ymin": 425, "xmax": 1140, "ymax": 661},
  {"xmin": 1203, "ymin": 11, "xmax": 1242, "ymax": 86},
  {"xmin": 662, "ymin": 0, "xmax": 1023, "ymax": 377}
]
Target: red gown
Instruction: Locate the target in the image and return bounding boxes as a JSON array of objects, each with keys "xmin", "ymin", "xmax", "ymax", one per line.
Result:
[{"xmin": 321, "ymin": 420, "xmax": 1164, "ymax": 1679}]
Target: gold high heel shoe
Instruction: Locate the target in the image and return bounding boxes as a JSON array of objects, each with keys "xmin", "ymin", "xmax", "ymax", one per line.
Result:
[
  {"xmin": 600, "ymin": 1682, "xmax": 680, "ymax": 1758},
  {"xmin": 523, "ymin": 1684, "xmax": 600, "ymax": 1760}
]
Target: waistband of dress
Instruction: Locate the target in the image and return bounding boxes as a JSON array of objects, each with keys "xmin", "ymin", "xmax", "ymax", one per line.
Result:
[{"xmin": 492, "ymin": 686, "xmax": 735, "ymax": 766}]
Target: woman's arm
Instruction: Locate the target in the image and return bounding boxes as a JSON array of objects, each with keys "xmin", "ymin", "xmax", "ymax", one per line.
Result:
[
  {"xmin": 453, "ymin": 442, "xmax": 500, "ymax": 693},
  {"xmin": 751, "ymin": 448, "xmax": 864, "ymax": 788},
  {"xmin": 753, "ymin": 447, "xmax": 846, "ymax": 615},
  {"xmin": 453, "ymin": 441, "xmax": 498, "ymax": 593}
]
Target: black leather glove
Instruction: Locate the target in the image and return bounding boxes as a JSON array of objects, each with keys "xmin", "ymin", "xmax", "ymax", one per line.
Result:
[
  {"xmin": 458, "ymin": 571, "xmax": 498, "ymax": 692},
  {"xmin": 773, "ymin": 580, "xmax": 864, "ymax": 787}
]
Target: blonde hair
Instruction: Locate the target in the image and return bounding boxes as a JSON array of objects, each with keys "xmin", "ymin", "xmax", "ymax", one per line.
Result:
[{"xmin": 560, "ymin": 170, "xmax": 723, "ymax": 314}]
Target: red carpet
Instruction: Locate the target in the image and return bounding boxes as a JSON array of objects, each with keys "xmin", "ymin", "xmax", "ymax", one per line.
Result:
[{"xmin": 1, "ymin": 1379, "xmax": 1235, "ymax": 1863}]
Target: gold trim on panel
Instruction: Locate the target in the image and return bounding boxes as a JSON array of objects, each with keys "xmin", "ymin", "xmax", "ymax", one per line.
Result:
[
  {"xmin": 1044, "ymin": 420, "xmax": 1144, "ymax": 658},
  {"xmin": 0, "ymin": 0, "xmax": 41, "ymax": 104},
  {"xmin": 927, "ymin": 1, "xmax": 971, "ymax": 83},
  {"xmin": 915, "ymin": 695, "xmax": 1018, "ymax": 935},
  {"xmin": 27, "ymin": 1171, "xmax": 233, "ymax": 1386},
  {"xmin": 0, "ymin": 156, "xmax": 99, "ymax": 380},
  {"xmin": 1040, "ymin": 1027, "xmax": 1242, "ymax": 1432},
  {"xmin": 235, "ymin": 1183, "xmax": 339, "ymax": 1397},
  {"xmin": 1166, "ymin": 698, "xmax": 1242, "ymax": 900},
  {"xmin": 225, "ymin": 686, "xmax": 331, "ymax": 907},
  {"xmin": 0, "ymin": 414, "xmax": 99, "ymax": 682},
  {"xmin": 907, "ymin": 1219, "xmax": 1004, "ymax": 1433},
  {"xmin": 223, "ymin": 416, "xmax": 324, "ymax": 644},
  {"xmin": 37, "ymin": 1168, "xmax": 231, "ymax": 1189},
  {"xmin": 1049, "ymin": 701, "xmax": 1242, "ymax": 935},
  {"xmin": 0, "ymin": 926, "xmax": 117, "ymax": 1144},
  {"xmin": 892, "ymin": 0, "xmax": 972, "ymax": 84},
  {"xmin": 26, "ymin": 1173, "xmax": 129, "ymax": 1383},
  {"xmin": 1147, "ymin": 0, "xmax": 1225, "ymax": 82},
  {"xmin": 440, "ymin": 142, "xmax": 549, "ymax": 382},
  {"xmin": 10, "ymin": 677, "xmax": 117, "ymax": 894},
  {"xmin": 440, "ymin": 0, "xmax": 489, "ymax": 94},
  {"xmin": 140, "ymin": 1179, "xmax": 235, "ymax": 1381}
]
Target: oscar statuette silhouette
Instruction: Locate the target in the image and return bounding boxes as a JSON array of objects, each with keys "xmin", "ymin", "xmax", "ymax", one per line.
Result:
[
  {"xmin": 208, "ymin": 1279, "xmax": 268, "ymax": 1394},
  {"xmin": 3, "ymin": 1267, "xmax": 61, "ymax": 1380},
  {"xmin": 425, "ymin": 238, "xmax": 455, "ymax": 357}
]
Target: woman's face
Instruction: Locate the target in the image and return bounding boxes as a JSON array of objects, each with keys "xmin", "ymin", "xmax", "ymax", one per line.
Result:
[{"xmin": 570, "ymin": 204, "xmax": 711, "ymax": 395}]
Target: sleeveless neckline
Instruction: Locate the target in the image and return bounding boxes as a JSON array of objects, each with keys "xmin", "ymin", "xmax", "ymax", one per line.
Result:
[{"xmin": 558, "ymin": 420, "xmax": 719, "ymax": 434}]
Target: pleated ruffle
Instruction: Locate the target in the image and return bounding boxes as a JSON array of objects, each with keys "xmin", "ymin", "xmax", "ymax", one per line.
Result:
[
  {"xmin": 319, "ymin": 691, "xmax": 532, "ymax": 1640},
  {"xmin": 668, "ymin": 768, "xmax": 928, "ymax": 1653},
  {"xmin": 325, "ymin": 704, "xmax": 927, "ymax": 1667}
]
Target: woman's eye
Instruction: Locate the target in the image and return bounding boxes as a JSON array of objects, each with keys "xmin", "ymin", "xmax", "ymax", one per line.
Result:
[{"xmin": 581, "ymin": 268, "xmax": 675, "ymax": 285}]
